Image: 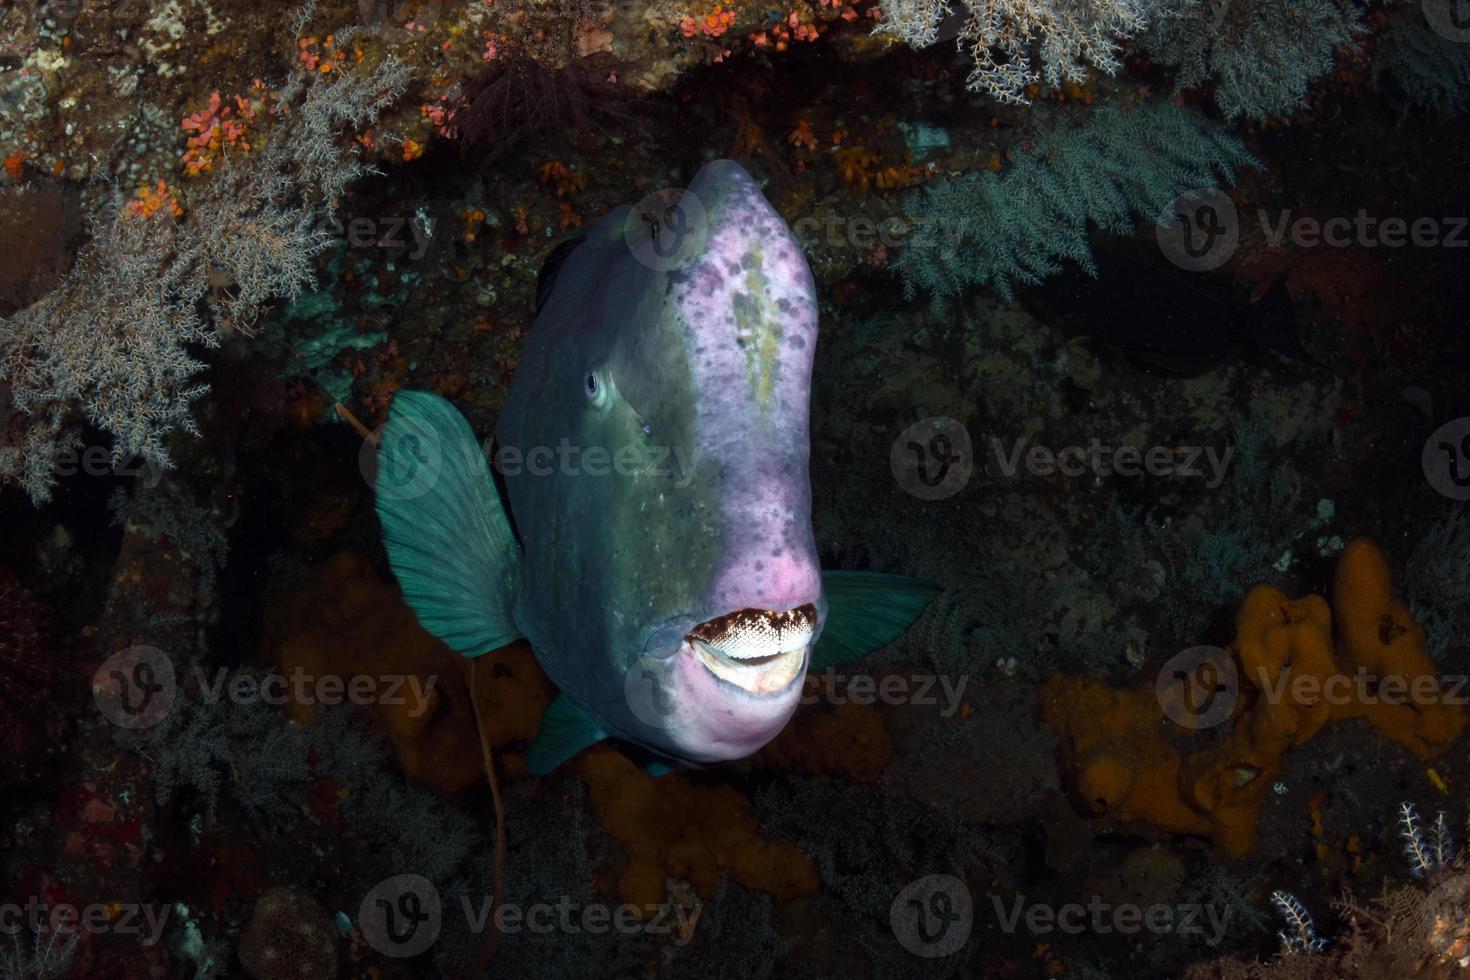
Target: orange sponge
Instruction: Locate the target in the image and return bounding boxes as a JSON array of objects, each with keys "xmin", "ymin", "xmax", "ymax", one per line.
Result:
[
  {"xmin": 267, "ymin": 552, "xmax": 556, "ymax": 795},
  {"xmin": 1044, "ymin": 539, "xmax": 1465, "ymax": 857},
  {"xmin": 1329, "ymin": 539, "xmax": 1466, "ymax": 757},
  {"xmin": 576, "ymin": 744, "xmax": 818, "ymax": 910},
  {"xmin": 1041, "ymin": 674, "xmax": 1216, "ymax": 844},
  {"xmin": 1232, "ymin": 586, "xmax": 1337, "ymax": 747}
]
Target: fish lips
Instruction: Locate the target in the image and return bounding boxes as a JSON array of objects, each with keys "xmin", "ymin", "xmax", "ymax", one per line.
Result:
[
  {"xmin": 686, "ymin": 635, "xmax": 808, "ymax": 697},
  {"xmin": 642, "ymin": 604, "xmax": 816, "ymax": 697},
  {"xmin": 685, "ymin": 603, "xmax": 815, "ymax": 696},
  {"xmin": 628, "ymin": 604, "xmax": 815, "ymax": 762},
  {"xmin": 666, "ymin": 639, "xmax": 810, "ymax": 762}
]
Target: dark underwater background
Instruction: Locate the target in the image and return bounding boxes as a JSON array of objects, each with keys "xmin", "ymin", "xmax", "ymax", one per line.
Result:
[{"xmin": 2, "ymin": 0, "xmax": 1470, "ymax": 977}]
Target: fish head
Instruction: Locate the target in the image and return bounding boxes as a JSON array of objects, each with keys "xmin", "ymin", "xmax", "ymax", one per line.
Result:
[{"xmin": 496, "ymin": 159, "xmax": 824, "ymax": 764}]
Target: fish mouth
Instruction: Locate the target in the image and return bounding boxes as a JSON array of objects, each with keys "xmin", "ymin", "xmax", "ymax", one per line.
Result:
[{"xmin": 686, "ymin": 604, "xmax": 816, "ymax": 695}]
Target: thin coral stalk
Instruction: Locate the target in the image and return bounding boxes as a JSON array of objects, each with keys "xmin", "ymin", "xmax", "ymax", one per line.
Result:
[{"xmin": 465, "ymin": 658, "xmax": 505, "ymax": 977}]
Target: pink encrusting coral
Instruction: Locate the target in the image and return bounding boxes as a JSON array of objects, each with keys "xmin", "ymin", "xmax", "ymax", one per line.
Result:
[
  {"xmin": 681, "ymin": 5, "xmax": 738, "ymax": 38},
  {"xmin": 181, "ymin": 88, "xmax": 261, "ymax": 176}
]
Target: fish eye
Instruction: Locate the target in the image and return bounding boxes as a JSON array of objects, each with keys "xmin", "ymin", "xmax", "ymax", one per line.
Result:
[{"xmin": 583, "ymin": 366, "xmax": 612, "ymax": 410}]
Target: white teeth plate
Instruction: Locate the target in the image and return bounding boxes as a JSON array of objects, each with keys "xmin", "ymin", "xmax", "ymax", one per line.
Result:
[
  {"xmin": 691, "ymin": 638, "xmax": 805, "ymax": 694},
  {"xmin": 711, "ymin": 619, "xmax": 813, "ymax": 660}
]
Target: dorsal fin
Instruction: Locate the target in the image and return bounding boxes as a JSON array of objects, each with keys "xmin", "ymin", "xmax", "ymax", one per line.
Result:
[{"xmin": 535, "ymin": 234, "xmax": 587, "ymax": 314}]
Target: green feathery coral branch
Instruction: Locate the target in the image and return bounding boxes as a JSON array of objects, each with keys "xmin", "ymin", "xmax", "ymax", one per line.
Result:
[{"xmin": 892, "ymin": 101, "xmax": 1255, "ymax": 307}]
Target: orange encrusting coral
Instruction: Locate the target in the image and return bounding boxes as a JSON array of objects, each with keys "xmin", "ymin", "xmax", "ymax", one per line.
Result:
[
  {"xmin": 1043, "ymin": 539, "xmax": 1465, "ymax": 856},
  {"xmin": 833, "ymin": 145, "xmax": 924, "ymax": 193},
  {"xmin": 124, "ymin": 180, "xmax": 185, "ymax": 220},
  {"xmin": 267, "ymin": 552, "xmax": 556, "ymax": 795},
  {"xmin": 575, "ymin": 744, "xmax": 818, "ymax": 912}
]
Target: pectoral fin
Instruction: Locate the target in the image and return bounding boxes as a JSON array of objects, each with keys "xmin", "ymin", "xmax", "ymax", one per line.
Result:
[
  {"xmin": 810, "ymin": 570, "xmax": 940, "ymax": 670},
  {"xmin": 526, "ymin": 694, "xmax": 608, "ymax": 775},
  {"xmin": 374, "ymin": 390, "xmax": 521, "ymax": 657}
]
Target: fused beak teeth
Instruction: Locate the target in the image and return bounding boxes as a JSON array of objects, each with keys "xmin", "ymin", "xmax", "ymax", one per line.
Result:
[
  {"xmin": 690, "ymin": 638, "xmax": 806, "ymax": 694},
  {"xmin": 685, "ymin": 604, "xmax": 816, "ymax": 694}
]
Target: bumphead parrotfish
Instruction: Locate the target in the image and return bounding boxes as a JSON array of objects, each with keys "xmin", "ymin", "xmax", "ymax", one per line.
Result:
[{"xmin": 374, "ymin": 160, "xmax": 937, "ymax": 774}]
